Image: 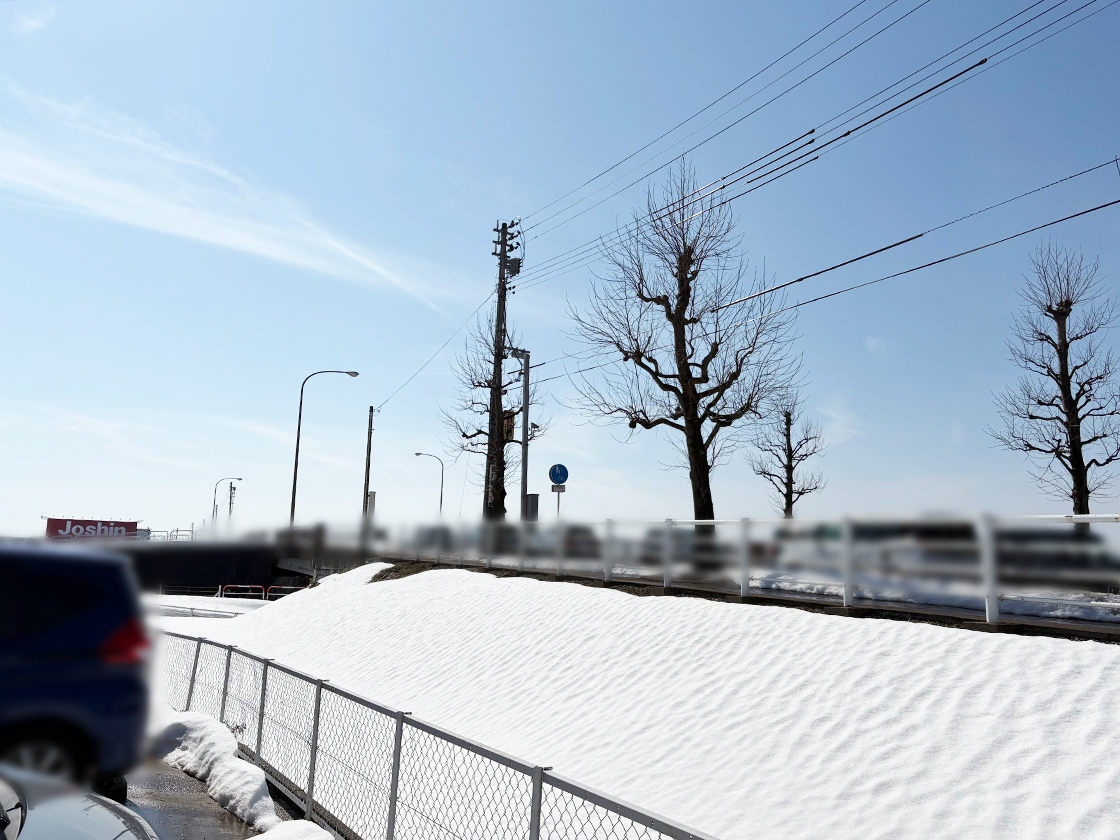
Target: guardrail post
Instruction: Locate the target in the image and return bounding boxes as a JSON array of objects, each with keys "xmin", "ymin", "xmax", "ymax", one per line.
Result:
[
  {"xmin": 254, "ymin": 659, "xmax": 271, "ymax": 766},
  {"xmin": 518, "ymin": 520, "xmax": 527, "ymax": 574},
  {"xmin": 662, "ymin": 519, "xmax": 673, "ymax": 591},
  {"xmin": 184, "ymin": 638, "xmax": 202, "ymax": 711},
  {"xmin": 528, "ymin": 766, "xmax": 544, "ymax": 840},
  {"xmin": 386, "ymin": 711, "xmax": 407, "ymax": 840},
  {"xmin": 604, "ymin": 519, "xmax": 614, "ymax": 584},
  {"xmin": 218, "ymin": 645, "xmax": 233, "ymax": 724},
  {"xmin": 978, "ymin": 514, "xmax": 999, "ymax": 624},
  {"xmin": 740, "ymin": 518, "xmax": 751, "ymax": 599},
  {"xmin": 841, "ymin": 518, "xmax": 854, "ymax": 608},
  {"xmin": 304, "ymin": 679, "xmax": 325, "ymax": 819}
]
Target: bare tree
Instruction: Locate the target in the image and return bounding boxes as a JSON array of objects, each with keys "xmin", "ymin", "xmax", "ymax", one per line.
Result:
[
  {"xmin": 989, "ymin": 242, "xmax": 1120, "ymax": 515},
  {"xmin": 440, "ymin": 311, "xmax": 546, "ymax": 516},
  {"xmin": 748, "ymin": 391, "xmax": 826, "ymax": 518},
  {"xmin": 569, "ymin": 162, "xmax": 800, "ymax": 520}
]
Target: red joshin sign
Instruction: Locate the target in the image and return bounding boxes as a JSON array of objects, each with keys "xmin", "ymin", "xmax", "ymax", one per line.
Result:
[{"xmin": 46, "ymin": 518, "xmax": 138, "ymax": 539}]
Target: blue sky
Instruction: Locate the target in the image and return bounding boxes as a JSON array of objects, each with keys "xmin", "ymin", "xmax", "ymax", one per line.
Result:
[{"xmin": 0, "ymin": 0, "xmax": 1118, "ymax": 535}]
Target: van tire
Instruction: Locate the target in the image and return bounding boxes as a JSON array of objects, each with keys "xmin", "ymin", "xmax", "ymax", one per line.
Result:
[{"xmin": 0, "ymin": 724, "xmax": 93, "ymax": 783}]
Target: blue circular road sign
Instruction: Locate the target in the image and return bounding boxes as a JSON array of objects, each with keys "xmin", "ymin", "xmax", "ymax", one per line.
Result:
[{"xmin": 549, "ymin": 464, "xmax": 568, "ymax": 485}]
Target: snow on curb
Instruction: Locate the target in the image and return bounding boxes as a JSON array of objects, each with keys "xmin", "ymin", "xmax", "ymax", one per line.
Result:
[{"xmin": 151, "ymin": 705, "xmax": 330, "ymax": 839}]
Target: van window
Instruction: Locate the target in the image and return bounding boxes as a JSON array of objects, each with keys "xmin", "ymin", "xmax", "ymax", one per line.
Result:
[{"xmin": 0, "ymin": 560, "xmax": 104, "ymax": 641}]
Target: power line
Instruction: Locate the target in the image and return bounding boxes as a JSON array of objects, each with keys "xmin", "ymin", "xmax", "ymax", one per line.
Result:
[
  {"xmin": 714, "ymin": 156, "xmax": 1120, "ymax": 311},
  {"xmin": 520, "ymin": 0, "xmax": 877, "ymax": 222},
  {"xmin": 375, "ymin": 292, "xmax": 495, "ymax": 411},
  {"xmin": 754, "ymin": 197, "xmax": 1120, "ymax": 319},
  {"xmin": 532, "ymin": 177, "xmax": 1120, "ymax": 384},
  {"xmin": 512, "ymin": 0, "xmax": 1094, "ymax": 289},
  {"xmin": 526, "ymin": 0, "xmax": 1080, "ymax": 243},
  {"xmin": 523, "ymin": 0, "xmax": 935, "ymax": 239},
  {"xmin": 820, "ymin": 0, "xmax": 1120, "ymax": 157},
  {"xmin": 516, "ymin": 56, "xmax": 989, "ymax": 292}
]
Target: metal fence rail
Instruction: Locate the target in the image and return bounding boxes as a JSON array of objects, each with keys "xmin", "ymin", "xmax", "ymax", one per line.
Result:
[{"xmin": 156, "ymin": 631, "xmax": 717, "ymax": 840}]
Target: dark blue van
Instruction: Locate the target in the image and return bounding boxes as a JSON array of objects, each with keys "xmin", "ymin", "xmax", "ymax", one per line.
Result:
[{"xmin": 0, "ymin": 545, "xmax": 149, "ymax": 803}]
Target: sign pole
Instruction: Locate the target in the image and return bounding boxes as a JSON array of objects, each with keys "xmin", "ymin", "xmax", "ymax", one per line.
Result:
[{"xmin": 548, "ymin": 464, "xmax": 568, "ymax": 523}]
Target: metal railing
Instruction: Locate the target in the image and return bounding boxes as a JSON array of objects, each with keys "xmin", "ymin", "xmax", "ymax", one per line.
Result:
[
  {"xmin": 157, "ymin": 631, "xmax": 718, "ymax": 840},
  {"xmin": 389, "ymin": 514, "xmax": 1120, "ymax": 627}
]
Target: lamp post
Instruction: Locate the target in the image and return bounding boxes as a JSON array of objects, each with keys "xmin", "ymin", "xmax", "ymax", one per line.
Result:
[
  {"xmin": 415, "ymin": 452, "xmax": 444, "ymax": 517},
  {"xmin": 289, "ymin": 370, "xmax": 359, "ymax": 527},
  {"xmin": 213, "ymin": 477, "xmax": 242, "ymax": 526}
]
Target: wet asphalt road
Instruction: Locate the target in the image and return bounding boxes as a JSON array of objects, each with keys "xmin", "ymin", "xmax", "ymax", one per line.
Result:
[{"xmin": 126, "ymin": 759, "xmax": 259, "ymax": 839}]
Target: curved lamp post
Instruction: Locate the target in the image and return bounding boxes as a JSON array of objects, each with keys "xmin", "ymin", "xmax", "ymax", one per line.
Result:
[
  {"xmin": 415, "ymin": 452, "xmax": 444, "ymax": 517},
  {"xmin": 212, "ymin": 477, "xmax": 242, "ymax": 526},
  {"xmin": 290, "ymin": 370, "xmax": 359, "ymax": 526}
]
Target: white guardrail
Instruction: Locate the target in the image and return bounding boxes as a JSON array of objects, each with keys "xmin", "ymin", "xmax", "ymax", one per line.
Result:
[{"xmin": 372, "ymin": 514, "xmax": 1120, "ymax": 626}]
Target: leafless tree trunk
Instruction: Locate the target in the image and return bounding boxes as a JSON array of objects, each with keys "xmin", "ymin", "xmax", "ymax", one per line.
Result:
[
  {"xmin": 989, "ymin": 242, "xmax": 1120, "ymax": 517},
  {"xmin": 748, "ymin": 391, "xmax": 826, "ymax": 518},
  {"xmin": 440, "ymin": 311, "xmax": 547, "ymax": 517},
  {"xmin": 569, "ymin": 162, "xmax": 800, "ymax": 521}
]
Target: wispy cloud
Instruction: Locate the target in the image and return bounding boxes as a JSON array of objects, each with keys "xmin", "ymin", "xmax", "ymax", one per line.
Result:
[
  {"xmin": 0, "ymin": 83, "xmax": 444, "ymax": 311},
  {"xmin": 12, "ymin": 5, "xmax": 56, "ymax": 34},
  {"xmin": 818, "ymin": 395, "xmax": 865, "ymax": 446}
]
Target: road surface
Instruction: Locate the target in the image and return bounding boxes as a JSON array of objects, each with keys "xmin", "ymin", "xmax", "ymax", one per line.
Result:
[{"xmin": 126, "ymin": 759, "xmax": 259, "ymax": 839}]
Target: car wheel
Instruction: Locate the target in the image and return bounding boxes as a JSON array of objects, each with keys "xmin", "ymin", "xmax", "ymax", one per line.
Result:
[{"xmin": 0, "ymin": 726, "xmax": 90, "ymax": 783}]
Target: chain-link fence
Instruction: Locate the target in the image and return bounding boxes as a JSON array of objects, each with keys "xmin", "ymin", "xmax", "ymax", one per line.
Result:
[{"xmin": 156, "ymin": 631, "xmax": 717, "ymax": 840}]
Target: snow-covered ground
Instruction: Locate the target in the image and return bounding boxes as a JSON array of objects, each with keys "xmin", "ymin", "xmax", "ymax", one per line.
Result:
[{"xmin": 159, "ymin": 563, "xmax": 1120, "ymax": 840}]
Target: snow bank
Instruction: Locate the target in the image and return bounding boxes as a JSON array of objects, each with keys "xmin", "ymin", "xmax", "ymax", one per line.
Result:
[
  {"xmin": 143, "ymin": 593, "xmax": 272, "ymax": 619},
  {"xmin": 161, "ymin": 563, "xmax": 1120, "ymax": 840},
  {"xmin": 156, "ymin": 563, "xmax": 389, "ymax": 635},
  {"xmin": 150, "ymin": 705, "xmax": 330, "ymax": 839}
]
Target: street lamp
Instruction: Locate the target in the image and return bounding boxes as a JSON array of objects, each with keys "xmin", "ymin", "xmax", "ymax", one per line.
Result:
[
  {"xmin": 289, "ymin": 370, "xmax": 359, "ymax": 526},
  {"xmin": 415, "ymin": 452, "xmax": 444, "ymax": 517},
  {"xmin": 213, "ymin": 477, "xmax": 242, "ymax": 526}
]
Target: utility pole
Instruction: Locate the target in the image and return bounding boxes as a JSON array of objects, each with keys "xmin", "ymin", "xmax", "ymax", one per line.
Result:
[
  {"xmin": 228, "ymin": 481, "xmax": 236, "ymax": 519},
  {"xmin": 510, "ymin": 348, "xmax": 530, "ymax": 520},
  {"xmin": 484, "ymin": 219, "xmax": 521, "ymax": 521},
  {"xmin": 360, "ymin": 406, "xmax": 375, "ymax": 562},
  {"xmin": 362, "ymin": 406, "xmax": 375, "ymax": 517}
]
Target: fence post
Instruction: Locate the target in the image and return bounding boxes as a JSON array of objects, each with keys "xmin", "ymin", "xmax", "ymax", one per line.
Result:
[
  {"xmin": 304, "ymin": 679, "xmax": 325, "ymax": 820},
  {"xmin": 528, "ymin": 766, "xmax": 544, "ymax": 840},
  {"xmin": 218, "ymin": 645, "xmax": 233, "ymax": 724},
  {"xmin": 254, "ymin": 659, "xmax": 271, "ymax": 766},
  {"xmin": 662, "ymin": 519, "xmax": 673, "ymax": 591},
  {"xmin": 740, "ymin": 518, "xmax": 751, "ymax": 599},
  {"xmin": 604, "ymin": 519, "xmax": 614, "ymax": 584},
  {"xmin": 386, "ymin": 711, "xmax": 407, "ymax": 840},
  {"xmin": 978, "ymin": 514, "xmax": 999, "ymax": 624},
  {"xmin": 841, "ymin": 518, "xmax": 854, "ymax": 608},
  {"xmin": 184, "ymin": 638, "xmax": 202, "ymax": 712}
]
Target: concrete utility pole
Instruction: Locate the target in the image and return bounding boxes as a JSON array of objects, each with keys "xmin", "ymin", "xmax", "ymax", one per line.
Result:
[
  {"xmin": 212, "ymin": 477, "xmax": 241, "ymax": 526},
  {"xmin": 510, "ymin": 348, "xmax": 530, "ymax": 520},
  {"xmin": 360, "ymin": 406, "xmax": 376, "ymax": 562},
  {"xmin": 483, "ymin": 220, "xmax": 521, "ymax": 521},
  {"xmin": 362, "ymin": 406, "xmax": 375, "ymax": 516}
]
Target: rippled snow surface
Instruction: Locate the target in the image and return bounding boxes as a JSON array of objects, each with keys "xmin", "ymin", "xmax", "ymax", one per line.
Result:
[{"xmin": 159, "ymin": 564, "xmax": 1120, "ymax": 840}]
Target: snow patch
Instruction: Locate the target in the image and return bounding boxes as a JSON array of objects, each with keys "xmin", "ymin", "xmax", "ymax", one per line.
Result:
[{"xmin": 151, "ymin": 704, "xmax": 330, "ymax": 838}]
